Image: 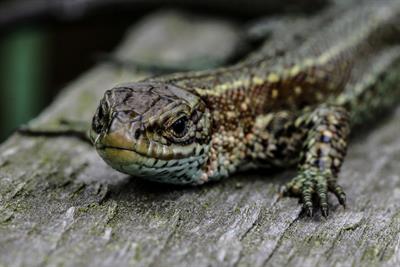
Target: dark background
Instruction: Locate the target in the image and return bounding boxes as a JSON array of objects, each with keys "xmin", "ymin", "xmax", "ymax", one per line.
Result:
[
  {"xmin": 0, "ymin": 0, "xmax": 325, "ymax": 142},
  {"xmin": 0, "ymin": 5, "xmax": 139, "ymax": 142}
]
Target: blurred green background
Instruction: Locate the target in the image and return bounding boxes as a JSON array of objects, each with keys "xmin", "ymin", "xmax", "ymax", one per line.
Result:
[{"xmin": 0, "ymin": 15, "xmax": 136, "ymax": 142}]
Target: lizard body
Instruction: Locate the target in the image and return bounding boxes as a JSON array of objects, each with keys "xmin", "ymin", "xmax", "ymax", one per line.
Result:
[{"xmin": 91, "ymin": 0, "xmax": 400, "ymax": 216}]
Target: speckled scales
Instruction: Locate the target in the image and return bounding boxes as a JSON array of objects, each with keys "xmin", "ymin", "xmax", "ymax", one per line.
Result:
[{"xmin": 91, "ymin": 0, "xmax": 400, "ymax": 216}]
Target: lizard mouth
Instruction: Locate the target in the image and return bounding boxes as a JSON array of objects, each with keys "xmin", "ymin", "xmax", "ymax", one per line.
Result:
[
  {"xmin": 96, "ymin": 146, "xmax": 169, "ymax": 169},
  {"xmin": 96, "ymin": 145, "xmax": 150, "ymax": 158},
  {"xmin": 90, "ymin": 130, "xmax": 159, "ymax": 166},
  {"xmin": 91, "ymin": 122, "xmax": 206, "ymax": 159},
  {"xmin": 96, "ymin": 143, "xmax": 208, "ymax": 185}
]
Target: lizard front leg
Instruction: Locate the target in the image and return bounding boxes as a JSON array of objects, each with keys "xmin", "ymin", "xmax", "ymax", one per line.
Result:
[{"xmin": 281, "ymin": 105, "xmax": 350, "ymax": 217}]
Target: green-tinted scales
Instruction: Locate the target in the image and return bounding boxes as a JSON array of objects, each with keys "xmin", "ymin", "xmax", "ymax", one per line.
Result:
[{"xmin": 91, "ymin": 0, "xmax": 400, "ymax": 217}]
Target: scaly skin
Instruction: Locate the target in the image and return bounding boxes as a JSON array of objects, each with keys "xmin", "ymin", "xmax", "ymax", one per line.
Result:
[{"xmin": 90, "ymin": 1, "xmax": 400, "ymax": 217}]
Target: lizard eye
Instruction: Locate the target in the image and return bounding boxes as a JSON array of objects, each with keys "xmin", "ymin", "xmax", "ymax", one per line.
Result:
[{"xmin": 170, "ymin": 116, "xmax": 189, "ymax": 137}]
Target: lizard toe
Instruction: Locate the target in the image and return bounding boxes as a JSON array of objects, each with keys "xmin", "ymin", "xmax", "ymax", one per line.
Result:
[
  {"xmin": 328, "ymin": 181, "xmax": 347, "ymax": 208},
  {"xmin": 282, "ymin": 168, "xmax": 346, "ymax": 217}
]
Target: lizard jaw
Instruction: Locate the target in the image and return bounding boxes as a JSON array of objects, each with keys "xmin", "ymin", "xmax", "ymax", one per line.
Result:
[{"xmin": 96, "ymin": 145, "xmax": 209, "ymax": 185}]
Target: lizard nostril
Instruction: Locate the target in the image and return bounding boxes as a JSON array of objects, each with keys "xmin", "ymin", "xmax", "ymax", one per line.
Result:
[{"xmin": 134, "ymin": 129, "xmax": 141, "ymax": 139}]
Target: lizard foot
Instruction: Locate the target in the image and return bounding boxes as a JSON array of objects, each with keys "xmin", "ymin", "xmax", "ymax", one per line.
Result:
[{"xmin": 280, "ymin": 168, "xmax": 346, "ymax": 217}]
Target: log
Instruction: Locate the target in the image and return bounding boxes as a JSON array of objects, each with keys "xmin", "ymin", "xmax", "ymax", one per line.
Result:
[{"xmin": 1, "ymin": 7, "xmax": 400, "ymax": 267}]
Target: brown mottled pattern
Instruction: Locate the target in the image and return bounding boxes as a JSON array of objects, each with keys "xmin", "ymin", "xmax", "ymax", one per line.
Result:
[{"xmin": 91, "ymin": 0, "xmax": 400, "ymax": 216}]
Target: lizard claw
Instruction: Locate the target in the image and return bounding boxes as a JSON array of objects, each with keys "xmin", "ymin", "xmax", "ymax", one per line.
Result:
[
  {"xmin": 306, "ymin": 206, "xmax": 313, "ymax": 217},
  {"xmin": 281, "ymin": 168, "xmax": 346, "ymax": 217},
  {"xmin": 321, "ymin": 206, "xmax": 329, "ymax": 218}
]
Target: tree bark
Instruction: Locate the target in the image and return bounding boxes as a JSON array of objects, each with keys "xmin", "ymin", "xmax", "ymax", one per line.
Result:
[{"xmin": 1, "ymin": 8, "xmax": 400, "ymax": 267}]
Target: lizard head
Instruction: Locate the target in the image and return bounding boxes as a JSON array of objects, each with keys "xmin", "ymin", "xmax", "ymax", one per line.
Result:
[{"xmin": 90, "ymin": 82, "xmax": 212, "ymax": 184}]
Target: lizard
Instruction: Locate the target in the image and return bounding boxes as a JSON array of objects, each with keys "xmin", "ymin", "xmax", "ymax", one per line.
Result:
[{"xmin": 91, "ymin": 0, "xmax": 400, "ymax": 217}]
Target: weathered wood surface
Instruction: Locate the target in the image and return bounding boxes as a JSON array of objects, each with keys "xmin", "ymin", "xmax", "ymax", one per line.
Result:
[{"xmin": 1, "ymin": 8, "xmax": 400, "ymax": 267}]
